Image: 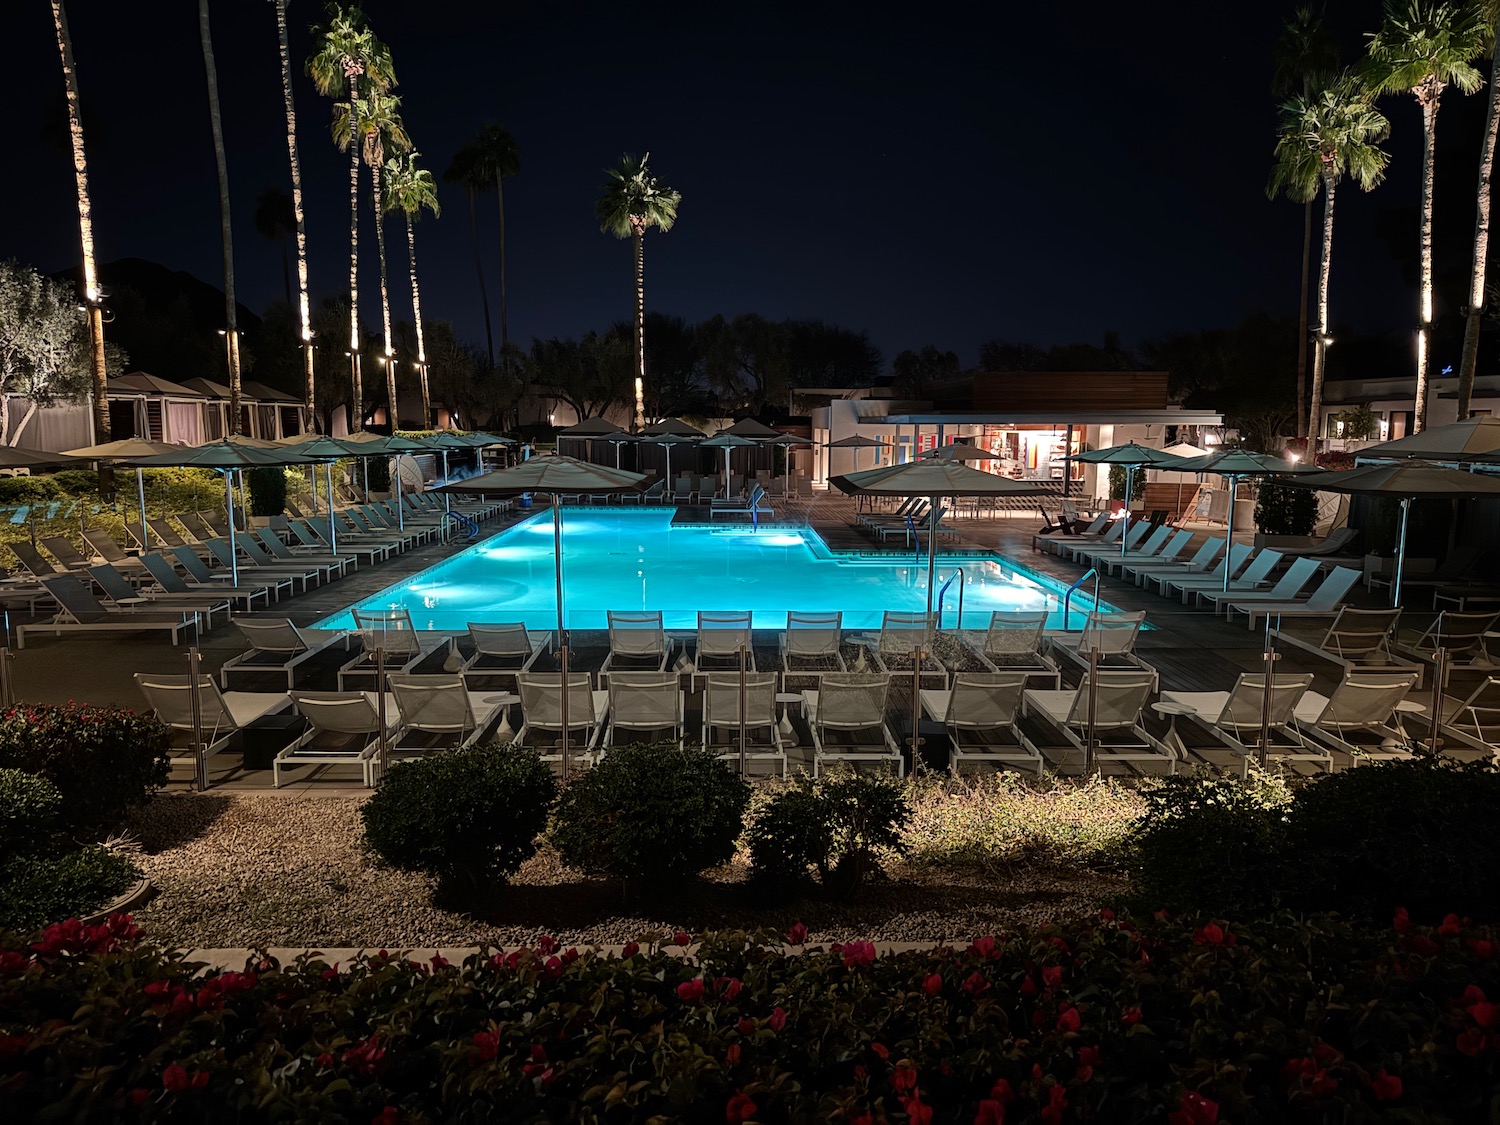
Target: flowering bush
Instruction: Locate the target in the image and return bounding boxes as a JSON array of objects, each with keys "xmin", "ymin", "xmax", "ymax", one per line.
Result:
[
  {"xmin": 0, "ymin": 705, "xmax": 169, "ymax": 837},
  {"xmin": 2, "ymin": 908, "xmax": 1499, "ymax": 1121}
]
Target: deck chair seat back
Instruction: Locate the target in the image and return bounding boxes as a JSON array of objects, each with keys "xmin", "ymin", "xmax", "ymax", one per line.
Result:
[
  {"xmin": 606, "ymin": 672, "xmax": 684, "ymax": 744},
  {"xmin": 782, "ymin": 611, "xmax": 845, "ymax": 667}
]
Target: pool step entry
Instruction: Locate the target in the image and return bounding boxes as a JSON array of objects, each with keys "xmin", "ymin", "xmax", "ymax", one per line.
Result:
[{"xmin": 444, "ymin": 511, "xmax": 480, "ymax": 539}]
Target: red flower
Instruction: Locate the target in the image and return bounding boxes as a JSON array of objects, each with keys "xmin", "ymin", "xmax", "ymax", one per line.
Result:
[
  {"xmin": 1440, "ymin": 913, "xmax": 1463, "ymax": 937},
  {"xmin": 902, "ymin": 1094, "xmax": 933, "ymax": 1125},
  {"xmin": 342, "ymin": 1037, "xmax": 387, "ymax": 1077},
  {"xmin": 1039, "ymin": 1084, "xmax": 1068, "ymax": 1125},
  {"xmin": 1166, "ymin": 1090, "xmax": 1218, "ymax": 1125},
  {"xmin": 1056, "ymin": 1005, "xmax": 1081, "ymax": 1033},
  {"xmin": 872, "ymin": 1042, "xmax": 890, "ymax": 1061},
  {"xmin": 1041, "ymin": 965, "xmax": 1062, "ymax": 990},
  {"xmin": 162, "ymin": 1065, "xmax": 190, "ymax": 1093},
  {"xmin": 963, "ymin": 971, "xmax": 990, "ymax": 995},
  {"xmin": 541, "ymin": 955, "xmax": 564, "ymax": 980},
  {"xmin": 622, "ymin": 941, "xmax": 639, "ymax": 958},
  {"xmin": 1461, "ymin": 984, "xmax": 1488, "ymax": 1006},
  {"xmin": 1099, "ymin": 907, "xmax": 1115, "ymax": 921},
  {"xmin": 725, "ymin": 1043, "xmax": 741, "ymax": 1067},
  {"xmin": 1076, "ymin": 1045, "xmax": 1100, "ymax": 1081},
  {"xmin": 969, "ymin": 936, "xmax": 998, "ymax": 958},
  {"xmin": 1367, "ymin": 1068, "xmax": 1402, "ymax": 1101},
  {"xmin": 472, "ymin": 1030, "xmax": 500, "ymax": 1060},
  {"xmin": 677, "ymin": 977, "xmax": 705, "ymax": 1003},
  {"xmin": 1457, "ymin": 1028, "xmax": 1486, "ymax": 1057},
  {"xmin": 719, "ymin": 976, "xmax": 743, "ymax": 1002},
  {"xmin": 725, "ymin": 1091, "xmax": 757, "ymax": 1123},
  {"xmin": 787, "ymin": 922, "xmax": 808, "ymax": 945},
  {"xmin": 768, "ymin": 1006, "xmax": 788, "ymax": 1032},
  {"xmin": 974, "ymin": 1099, "xmax": 1005, "ymax": 1125},
  {"xmin": 321, "ymin": 964, "xmax": 340, "ymax": 981},
  {"xmin": 1393, "ymin": 907, "xmax": 1412, "ymax": 934},
  {"xmin": 1019, "ymin": 975, "xmax": 1038, "ymax": 997},
  {"xmin": 854, "ymin": 1064, "xmax": 868, "ymax": 1081},
  {"xmin": 991, "ymin": 1079, "xmax": 1015, "ymax": 1103},
  {"xmin": 314, "ymin": 1053, "xmax": 334, "ymax": 1069},
  {"xmin": 891, "ymin": 1063, "xmax": 918, "ymax": 1092},
  {"xmin": 129, "ymin": 1089, "xmax": 150, "ymax": 1106},
  {"xmin": 1406, "ymin": 934, "xmax": 1440, "ymax": 957},
  {"xmin": 1467, "ymin": 1000, "xmax": 1500, "ymax": 1028},
  {"xmin": 537, "ymin": 934, "xmax": 559, "ymax": 956},
  {"xmin": 372, "ymin": 1108, "xmax": 399, "ymax": 1125},
  {"xmin": 673, "ymin": 930, "xmax": 693, "ymax": 947},
  {"xmin": 841, "ymin": 940, "xmax": 877, "ymax": 968},
  {"xmin": 737, "ymin": 1016, "xmax": 756, "ymax": 1037},
  {"xmin": 1193, "ymin": 923, "xmax": 1225, "ymax": 946},
  {"xmin": 1468, "ymin": 939, "xmax": 1495, "ymax": 960},
  {"xmin": 922, "ymin": 973, "xmax": 943, "ymax": 995},
  {"xmin": 430, "ymin": 954, "xmax": 450, "ymax": 971}
]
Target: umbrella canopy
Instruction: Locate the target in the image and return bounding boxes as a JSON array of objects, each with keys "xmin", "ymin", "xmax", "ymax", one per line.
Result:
[
  {"xmin": 827, "ymin": 434, "xmax": 890, "ymax": 449},
  {"xmin": 423, "ymin": 432, "xmax": 473, "ymax": 450},
  {"xmin": 62, "ymin": 438, "xmax": 177, "ymax": 459},
  {"xmin": 702, "ymin": 433, "xmax": 759, "ymax": 493},
  {"xmin": 643, "ymin": 418, "xmax": 704, "ymax": 438},
  {"xmin": 1161, "ymin": 441, "xmax": 1211, "ymax": 459},
  {"xmin": 639, "ymin": 431, "xmax": 699, "ymax": 485},
  {"xmin": 1356, "ymin": 417, "xmax": 1500, "ymax": 461},
  {"xmin": 919, "ymin": 441, "xmax": 992, "ymax": 461},
  {"xmin": 108, "ymin": 373, "xmax": 206, "ymax": 398},
  {"xmin": 558, "ymin": 418, "xmax": 629, "ymax": 437},
  {"xmin": 721, "ymin": 417, "xmax": 787, "ymax": 440},
  {"xmin": 1285, "ymin": 463, "xmax": 1500, "ymax": 606},
  {"xmin": 450, "ymin": 431, "xmax": 513, "ymax": 447},
  {"xmin": 831, "ymin": 459, "xmax": 1047, "ymax": 499},
  {"xmin": 121, "ymin": 438, "xmax": 312, "ymax": 469},
  {"xmin": 1074, "ymin": 441, "xmax": 1188, "ymax": 467},
  {"xmin": 1168, "ymin": 450, "xmax": 1316, "ymax": 590},
  {"xmin": 0, "ymin": 445, "xmax": 78, "ymax": 469}
]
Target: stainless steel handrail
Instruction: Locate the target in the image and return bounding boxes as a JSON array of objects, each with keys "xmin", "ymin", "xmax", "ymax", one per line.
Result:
[
  {"xmin": 1062, "ymin": 567, "xmax": 1100, "ymax": 631},
  {"xmin": 936, "ymin": 567, "xmax": 966, "ymax": 630}
]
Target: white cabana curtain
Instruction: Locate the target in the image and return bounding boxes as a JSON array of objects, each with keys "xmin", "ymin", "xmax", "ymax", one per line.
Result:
[
  {"xmin": 2, "ymin": 397, "xmax": 92, "ymax": 451},
  {"xmin": 165, "ymin": 401, "xmax": 204, "ymax": 446}
]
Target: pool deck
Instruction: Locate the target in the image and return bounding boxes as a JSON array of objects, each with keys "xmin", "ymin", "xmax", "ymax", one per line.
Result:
[{"xmin": 1, "ymin": 493, "xmax": 1475, "ymax": 786}]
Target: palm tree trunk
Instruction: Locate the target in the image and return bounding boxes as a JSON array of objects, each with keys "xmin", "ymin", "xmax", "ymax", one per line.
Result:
[
  {"xmin": 371, "ymin": 159, "xmax": 397, "ymax": 427},
  {"xmin": 406, "ymin": 215, "xmax": 430, "ymax": 426},
  {"xmin": 348, "ymin": 137, "xmax": 363, "ymax": 431},
  {"xmin": 466, "ymin": 187, "xmax": 494, "ymax": 369},
  {"xmin": 633, "ymin": 226, "xmax": 646, "ymax": 432},
  {"xmin": 1295, "ymin": 199, "xmax": 1313, "ymax": 436},
  {"xmin": 273, "ymin": 0, "xmax": 316, "ymax": 433},
  {"xmin": 1309, "ymin": 173, "xmax": 1337, "ymax": 449},
  {"xmin": 49, "ymin": 0, "xmax": 109, "ymax": 447},
  {"xmin": 497, "ymin": 176, "xmax": 509, "ymax": 357},
  {"xmin": 1414, "ymin": 93, "xmax": 1439, "ymax": 434},
  {"xmin": 1460, "ymin": 38, "xmax": 1500, "ymax": 421},
  {"xmin": 199, "ymin": 0, "xmax": 241, "ymax": 435}
]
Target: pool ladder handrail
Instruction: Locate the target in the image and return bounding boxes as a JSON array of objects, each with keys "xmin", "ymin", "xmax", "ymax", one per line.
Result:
[
  {"xmin": 1063, "ymin": 567, "xmax": 1100, "ymax": 631},
  {"xmin": 935, "ymin": 567, "xmax": 965, "ymax": 630}
]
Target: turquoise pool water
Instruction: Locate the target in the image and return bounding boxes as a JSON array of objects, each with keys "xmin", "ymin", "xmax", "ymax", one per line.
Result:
[{"xmin": 316, "ymin": 509, "xmax": 1117, "ymax": 632}]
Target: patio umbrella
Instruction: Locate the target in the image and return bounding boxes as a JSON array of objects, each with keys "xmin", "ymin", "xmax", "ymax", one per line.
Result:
[
  {"xmin": 767, "ymin": 432, "xmax": 814, "ymax": 497},
  {"xmin": 639, "ymin": 431, "xmax": 698, "ymax": 487},
  {"xmin": 702, "ymin": 433, "xmax": 759, "ymax": 495},
  {"xmin": 643, "ymin": 418, "xmax": 706, "ymax": 439},
  {"xmin": 1170, "ymin": 450, "xmax": 1316, "ymax": 590},
  {"xmin": 603, "ymin": 430, "xmax": 638, "ymax": 470},
  {"xmin": 831, "ymin": 459, "xmax": 1050, "ymax": 763},
  {"xmin": 63, "ymin": 438, "xmax": 176, "ymax": 550},
  {"xmin": 122, "ymin": 439, "xmax": 314, "ymax": 587},
  {"xmin": 919, "ymin": 440, "xmax": 992, "ymax": 461},
  {"xmin": 1356, "ymin": 416, "xmax": 1500, "ymax": 462},
  {"xmin": 365, "ymin": 434, "xmax": 435, "ymax": 529},
  {"xmin": 1075, "ymin": 442, "xmax": 1192, "ymax": 559},
  {"xmin": 826, "ymin": 433, "xmax": 890, "ymax": 473},
  {"xmin": 1283, "ymin": 462, "xmax": 1500, "ymax": 606},
  {"xmin": 433, "ymin": 455, "xmax": 647, "ymax": 772},
  {"xmin": 557, "ymin": 419, "xmax": 624, "ymax": 467}
]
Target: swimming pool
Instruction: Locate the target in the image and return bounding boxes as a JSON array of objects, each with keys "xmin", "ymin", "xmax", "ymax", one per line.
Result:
[{"xmin": 316, "ymin": 509, "xmax": 1117, "ymax": 632}]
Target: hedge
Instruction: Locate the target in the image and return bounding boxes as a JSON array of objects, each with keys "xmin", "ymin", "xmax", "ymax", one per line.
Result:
[{"xmin": 2, "ymin": 908, "xmax": 1497, "ymax": 1122}]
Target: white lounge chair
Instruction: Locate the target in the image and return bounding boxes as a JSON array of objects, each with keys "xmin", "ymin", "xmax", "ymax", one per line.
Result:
[
  {"xmin": 1101, "ymin": 528, "xmax": 1193, "ymax": 577},
  {"xmin": 339, "ymin": 608, "xmax": 455, "ymax": 690},
  {"xmin": 702, "ymin": 671, "xmax": 786, "ymax": 776},
  {"xmin": 1049, "ymin": 611, "xmax": 1154, "ymax": 685},
  {"xmin": 605, "ymin": 671, "xmax": 685, "ymax": 747},
  {"xmin": 921, "ymin": 671, "xmax": 1039, "ymax": 775},
  {"xmin": 693, "ymin": 610, "xmax": 755, "ymax": 674},
  {"xmin": 959, "ymin": 610, "xmax": 1061, "ymax": 687},
  {"xmin": 1271, "ymin": 607, "xmax": 1417, "ymax": 680},
  {"xmin": 1127, "ymin": 536, "xmax": 1224, "ymax": 589},
  {"xmin": 1172, "ymin": 548, "xmax": 1283, "ymax": 607},
  {"xmin": 1021, "ymin": 670, "xmax": 1172, "ymax": 774},
  {"xmin": 779, "ymin": 611, "xmax": 847, "ymax": 674},
  {"xmin": 600, "ymin": 611, "xmax": 671, "ymax": 676},
  {"xmin": 86, "ymin": 563, "xmax": 232, "ymax": 627},
  {"xmin": 220, "ymin": 618, "xmax": 348, "ymax": 690},
  {"xmin": 1226, "ymin": 566, "xmax": 1363, "ymax": 629},
  {"xmin": 1394, "ymin": 611, "xmax": 1500, "ymax": 679},
  {"xmin": 1156, "ymin": 673, "xmax": 1323, "ymax": 776},
  {"xmin": 458, "ymin": 622, "xmax": 546, "ymax": 686},
  {"xmin": 1146, "ymin": 543, "xmax": 1252, "ymax": 599},
  {"xmin": 1201, "ymin": 555, "xmax": 1318, "ymax": 615},
  {"xmin": 133, "ymin": 673, "xmax": 292, "ymax": 777},
  {"xmin": 1031, "ymin": 512, "xmax": 1108, "ymax": 554},
  {"xmin": 515, "ymin": 672, "xmax": 611, "ymax": 767},
  {"xmin": 1070, "ymin": 520, "xmax": 1153, "ymax": 565},
  {"xmin": 801, "ymin": 672, "xmax": 902, "ymax": 777},
  {"xmin": 1443, "ymin": 676, "xmax": 1500, "ymax": 755},
  {"xmin": 18, "ymin": 575, "xmax": 201, "ymax": 649},
  {"xmin": 279, "ymin": 691, "xmax": 402, "ymax": 787},
  {"xmin": 387, "ymin": 672, "xmax": 513, "ymax": 752},
  {"xmin": 867, "ymin": 611, "xmax": 948, "ymax": 687},
  {"xmin": 1292, "ymin": 671, "xmax": 1422, "ymax": 764},
  {"xmin": 138, "ymin": 552, "xmax": 277, "ymax": 611}
]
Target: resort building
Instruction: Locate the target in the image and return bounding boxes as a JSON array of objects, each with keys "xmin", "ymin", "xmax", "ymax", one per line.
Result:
[{"xmin": 1316, "ymin": 372, "xmax": 1500, "ymax": 444}]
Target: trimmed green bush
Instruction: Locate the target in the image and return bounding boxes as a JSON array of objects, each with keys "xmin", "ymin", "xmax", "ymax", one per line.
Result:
[
  {"xmin": 550, "ymin": 742, "xmax": 749, "ymax": 884},
  {"xmin": 0, "ymin": 705, "xmax": 170, "ymax": 837},
  {"xmin": 750, "ymin": 773, "xmax": 911, "ymax": 895},
  {"xmin": 361, "ymin": 743, "xmax": 556, "ymax": 889},
  {"xmin": 0, "ymin": 846, "xmax": 137, "ymax": 932},
  {"xmin": 0, "ymin": 769, "xmax": 62, "ymax": 855},
  {"xmin": 1253, "ymin": 479, "xmax": 1317, "ymax": 536},
  {"xmin": 747, "ymin": 786, "xmax": 832, "ymax": 884}
]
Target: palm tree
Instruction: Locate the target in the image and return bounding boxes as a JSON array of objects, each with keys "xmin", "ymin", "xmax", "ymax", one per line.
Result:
[
  {"xmin": 595, "ymin": 152, "xmax": 681, "ymax": 431},
  {"xmin": 1268, "ymin": 73, "xmax": 1391, "ymax": 447},
  {"xmin": 1365, "ymin": 0, "xmax": 1487, "ymax": 433},
  {"xmin": 442, "ymin": 145, "xmax": 494, "ymax": 369},
  {"xmin": 199, "ymin": 0, "xmax": 243, "ymax": 433},
  {"xmin": 254, "ymin": 187, "xmax": 296, "ymax": 306},
  {"xmin": 269, "ymin": 0, "xmax": 316, "ymax": 432},
  {"xmin": 47, "ymin": 0, "xmax": 109, "ymax": 445},
  {"xmin": 445, "ymin": 125, "xmax": 520, "ymax": 370},
  {"xmin": 384, "ymin": 151, "xmax": 440, "ymax": 425},
  {"xmin": 1460, "ymin": 3, "xmax": 1500, "ymax": 419},
  {"xmin": 1273, "ymin": 7, "xmax": 1340, "ymax": 437}
]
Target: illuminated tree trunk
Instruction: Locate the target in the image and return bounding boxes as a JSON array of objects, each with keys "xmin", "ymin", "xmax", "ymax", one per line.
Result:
[
  {"xmin": 274, "ymin": 0, "xmax": 317, "ymax": 432},
  {"xmin": 1308, "ymin": 172, "xmax": 1336, "ymax": 448},
  {"xmin": 1460, "ymin": 36, "xmax": 1500, "ymax": 421},
  {"xmin": 372, "ymin": 159, "xmax": 397, "ymax": 427},
  {"xmin": 406, "ymin": 215, "xmax": 430, "ymax": 426},
  {"xmin": 632, "ymin": 221, "xmax": 646, "ymax": 432},
  {"xmin": 49, "ymin": 0, "xmax": 109, "ymax": 446},
  {"xmin": 1414, "ymin": 89, "xmax": 1440, "ymax": 434},
  {"xmin": 348, "ymin": 139, "xmax": 363, "ymax": 431},
  {"xmin": 200, "ymin": 0, "xmax": 242, "ymax": 434},
  {"xmin": 1295, "ymin": 199, "xmax": 1312, "ymax": 436},
  {"xmin": 497, "ymin": 175, "xmax": 509, "ymax": 357}
]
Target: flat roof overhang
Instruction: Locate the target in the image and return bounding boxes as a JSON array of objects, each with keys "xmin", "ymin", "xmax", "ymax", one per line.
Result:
[{"xmin": 858, "ymin": 409, "xmax": 1224, "ymax": 426}]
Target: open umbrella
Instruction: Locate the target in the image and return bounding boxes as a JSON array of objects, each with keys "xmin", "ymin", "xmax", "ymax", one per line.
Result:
[
  {"xmin": 766, "ymin": 432, "xmax": 814, "ymax": 497},
  {"xmin": 1356, "ymin": 417, "xmax": 1500, "ymax": 462},
  {"xmin": 1284, "ymin": 463, "xmax": 1500, "ymax": 606},
  {"xmin": 720, "ymin": 417, "xmax": 786, "ymax": 440},
  {"xmin": 638, "ymin": 431, "xmax": 698, "ymax": 488},
  {"xmin": 433, "ymin": 455, "xmax": 647, "ymax": 771},
  {"xmin": 557, "ymin": 419, "xmax": 624, "ymax": 467},
  {"xmin": 826, "ymin": 433, "xmax": 890, "ymax": 474},
  {"xmin": 122, "ymin": 439, "xmax": 314, "ymax": 586},
  {"xmin": 1074, "ymin": 442, "xmax": 1191, "ymax": 559},
  {"xmin": 63, "ymin": 438, "xmax": 177, "ymax": 550},
  {"xmin": 701, "ymin": 433, "xmax": 759, "ymax": 495},
  {"xmin": 1170, "ymin": 450, "xmax": 1315, "ymax": 590}
]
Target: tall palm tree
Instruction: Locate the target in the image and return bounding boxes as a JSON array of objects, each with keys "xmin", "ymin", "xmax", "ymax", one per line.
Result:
[
  {"xmin": 1268, "ymin": 73, "xmax": 1391, "ymax": 447},
  {"xmin": 442, "ymin": 144, "xmax": 494, "ymax": 368},
  {"xmin": 446, "ymin": 125, "xmax": 520, "ymax": 369},
  {"xmin": 1365, "ymin": 0, "xmax": 1487, "ymax": 433},
  {"xmin": 384, "ymin": 151, "xmax": 440, "ymax": 425},
  {"xmin": 1460, "ymin": 2, "xmax": 1500, "ymax": 419},
  {"xmin": 254, "ymin": 187, "xmax": 296, "ymax": 306},
  {"xmin": 200, "ymin": 0, "xmax": 243, "ymax": 433},
  {"xmin": 269, "ymin": 0, "xmax": 317, "ymax": 432},
  {"xmin": 48, "ymin": 0, "xmax": 109, "ymax": 445},
  {"xmin": 1273, "ymin": 7, "xmax": 1340, "ymax": 437},
  {"xmin": 595, "ymin": 152, "xmax": 681, "ymax": 432},
  {"xmin": 308, "ymin": 5, "xmax": 393, "ymax": 430}
]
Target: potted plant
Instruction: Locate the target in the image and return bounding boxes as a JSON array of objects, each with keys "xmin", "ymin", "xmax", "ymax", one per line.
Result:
[{"xmin": 1253, "ymin": 479, "xmax": 1318, "ymax": 547}]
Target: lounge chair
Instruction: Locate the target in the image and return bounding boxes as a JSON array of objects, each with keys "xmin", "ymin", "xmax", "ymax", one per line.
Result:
[
  {"xmin": 1292, "ymin": 671, "xmax": 1422, "ymax": 764},
  {"xmin": 1271, "ymin": 607, "xmax": 1418, "ymax": 681},
  {"xmin": 605, "ymin": 671, "xmax": 685, "ymax": 747},
  {"xmin": 693, "ymin": 610, "xmax": 755, "ymax": 674},
  {"xmin": 877, "ymin": 504, "xmax": 958, "ymax": 544},
  {"xmin": 600, "ymin": 611, "xmax": 671, "ymax": 677},
  {"xmin": 859, "ymin": 497, "xmax": 927, "ymax": 533},
  {"xmin": 1141, "ymin": 542, "xmax": 1250, "ymax": 599},
  {"xmin": 1069, "ymin": 521, "xmax": 1152, "ymax": 565},
  {"xmin": 9, "ymin": 541, "xmax": 66, "ymax": 580},
  {"xmin": 1157, "ymin": 673, "xmax": 1325, "ymax": 776},
  {"xmin": 1031, "ymin": 513, "xmax": 1110, "ymax": 556},
  {"xmin": 18, "ymin": 575, "xmax": 201, "ymax": 648},
  {"xmin": 1271, "ymin": 526, "xmax": 1359, "ymax": 559},
  {"xmin": 1161, "ymin": 544, "xmax": 1265, "ymax": 605},
  {"xmin": 1393, "ymin": 610, "xmax": 1500, "ymax": 679},
  {"xmin": 1126, "ymin": 536, "xmax": 1224, "ymax": 588},
  {"xmin": 133, "ymin": 673, "xmax": 292, "ymax": 780},
  {"xmin": 170, "ymin": 545, "xmax": 296, "ymax": 602},
  {"xmin": 867, "ymin": 610, "xmax": 948, "ymax": 687},
  {"xmin": 204, "ymin": 538, "xmax": 317, "ymax": 594},
  {"xmin": 1049, "ymin": 611, "xmax": 1153, "ymax": 685},
  {"xmin": 1199, "ymin": 556, "xmax": 1318, "ymax": 615},
  {"xmin": 670, "ymin": 477, "xmax": 696, "ymax": 505},
  {"xmin": 143, "ymin": 518, "xmax": 195, "ymax": 551},
  {"xmin": 80, "ymin": 529, "xmax": 150, "ymax": 572},
  {"xmin": 801, "ymin": 672, "xmax": 903, "ymax": 777},
  {"xmin": 458, "ymin": 622, "xmax": 546, "ymax": 686},
  {"xmin": 1442, "ymin": 677, "xmax": 1500, "ymax": 756},
  {"xmin": 1100, "ymin": 528, "xmax": 1192, "ymax": 577},
  {"xmin": 254, "ymin": 528, "xmax": 353, "ymax": 581},
  {"xmin": 338, "ymin": 608, "xmax": 455, "ymax": 690},
  {"xmin": 290, "ymin": 518, "xmax": 392, "ymax": 566},
  {"xmin": 386, "ymin": 672, "xmax": 512, "ymax": 752},
  {"xmin": 235, "ymin": 536, "xmax": 331, "ymax": 587},
  {"xmin": 1021, "ymin": 670, "xmax": 1173, "ymax": 774},
  {"xmin": 958, "ymin": 610, "xmax": 1061, "ymax": 687},
  {"xmin": 220, "ymin": 618, "xmax": 348, "ymax": 690},
  {"xmin": 1225, "ymin": 566, "xmax": 1363, "ymax": 629},
  {"xmin": 1369, "ymin": 545, "xmax": 1482, "ymax": 602},
  {"xmin": 515, "ymin": 672, "xmax": 611, "ymax": 767},
  {"xmin": 138, "ymin": 552, "xmax": 276, "ymax": 611},
  {"xmin": 921, "ymin": 671, "xmax": 1040, "ymax": 775},
  {"xmin": 39, "ymin": 536, "xmax": 102, "ymax": 573},
  {"xmin": 86, "ymin": 563, "xmax": 231, "ymax": 627},
  {"xmin": 779, "ymin": 611, "xmax": 847, "ymax": 674},
  {"xmin": 710, "ymin": 483, "xmax": 773, "ymax": 520},
  {"xmin": 278, "ymin": 691, "xmax": 401, "ymax": 787},
  {"xmin": 702, "ymin": 671, "xmax": 786, "ymax": 776}
]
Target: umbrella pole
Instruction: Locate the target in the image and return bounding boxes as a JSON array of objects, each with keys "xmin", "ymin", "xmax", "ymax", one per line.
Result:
[
  {"xmin": 394, "ymin": 454, "xmax": 404, "ymax": 529},
  {"xmin": 137, "ymin": 469, "xmax": 149, "ymax": 550},
  {"xmin": 1223, "ymin": 476, "xmax": 1237, "ymax": 593},
  {"xmin": 325, "ymin": 462, "xmax": 339, "ymax": 555},
  {"xmin": 666, "ymin": 445, "xmax": 672, "ymax": 491},
  {"xmin": 924, "ymin": 498, "xmax": 939, "ymax": 625},
  {"xmin": 1392, "ymin": 497, "xmax": 1411, "ymax": 609},
  {"xmin": 362, "ymin": 458, "xmax": 369, "ymax": 502},
  {"xmin": 553, "ymin": 499, "xmax": 570, "ymax": 774},
  {"xmin": 223, "ymin": 471, "xmax": 239, "ymax": 587},
  {"xmin": 309, "ymin": 465, "xmax": 317, "ymax": 513},
  {"xmin": 441, "ymin": 452, "xmax": 451, "ymax": 514}
]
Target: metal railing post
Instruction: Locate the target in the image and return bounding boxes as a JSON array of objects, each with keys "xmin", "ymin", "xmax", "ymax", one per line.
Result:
[
  {"xmin": 188, "ymin": 645, "xmax": 206, "ymax": 792},
  {"xmin": 1258, "ymin": 622, "xmax": 1279, "ymax": 770},
  {"xmin": 738, "ymin": 640, "xmax": 749, "ymax": 774},
  {"xmin": 1428, "ymin": 646, "xmax": 1447, "ymax": 754},
  {"xmin": 558, "ymin": 634, "xmax": 571, "ymax": 775},
  {"xmin": 0, "ymin": 611, "xmax": 12, "ymax": 709},
  {"xmin": 1084, "ymin": 644, "xmax": 1100, "ymax": 775},
  {"xmin": 909, "ymin": 636, "xmax": 925, "ymax": 766},
  {"xmin": 375, "ymin": 644, "xmax": 389, "ymax": 780}
]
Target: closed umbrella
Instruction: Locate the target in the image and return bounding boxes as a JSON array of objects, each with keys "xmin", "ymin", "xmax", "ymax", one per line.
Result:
[
  {"xmin": 1074, "ymin": 442, "xmax": 1192, "ymax": 559},
  {"xmin": 1170, "ymin": 450, "xmax": 1315, "ymax": 590},
  {"xmin": 434, "ymin": 455, "xmax": 647, "ymax": 772},
  {"xmin": 63, "ymin": 438, "xmax": 172, "ymax": 550}
]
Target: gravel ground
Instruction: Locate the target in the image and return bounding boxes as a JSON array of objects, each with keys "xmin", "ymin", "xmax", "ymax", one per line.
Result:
[{"xmin": 124, "ymin": 793, "xmax": 1127, "ymax": 949}]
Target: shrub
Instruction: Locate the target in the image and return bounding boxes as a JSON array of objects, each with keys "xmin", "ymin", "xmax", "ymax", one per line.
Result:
[
  {"xmin": 0, "ymin": 769, "xmax": 62, "ymax": 854},
  {"xmin": 749, "ymin": 773, "xmax": 911, "ymax": 894},
  {"xmin": 361, "ymin": 743, "xmax": 556, "ymax": 890},
  {"xmin": 0, "ymin": 846, "xmax": 137, "ymax": 931},
  {"xmin": 48, "ymin": 469, "xmax": 103, "ymax": 497},
  {"xmin": 1107, "ymin": 464, "xmax": 1144, "ymax": 502},
  {"xmin": 550, "ymin": 742, "xmax": 749, "ymax": 885},
  {"xmin": 245, "ymin": 466, "xmax": 287, "ymax": 517},
  {"xmin": 0, "ymin": 705, "xmax": 170, "ymax": 837},
  {"xmin": 0, "ymin": 475, "xmax": 60, "ymax": 503},
  {"xmin": 1287, "ymin": 757, "xmax": 1500, "ymax": 922},
  {"xmin": 1253, "ymin": 479, "xmax": 1317, "ymax": 536},
  {"xmin": 747, "ymin": 786, "xmax": 833, "ymax": 884}
]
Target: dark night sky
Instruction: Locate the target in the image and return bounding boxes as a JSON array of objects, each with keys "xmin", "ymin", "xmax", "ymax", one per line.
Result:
[{"xmin": 4, "ymin": 0, "xmax": 1488, "ymax": 372}]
